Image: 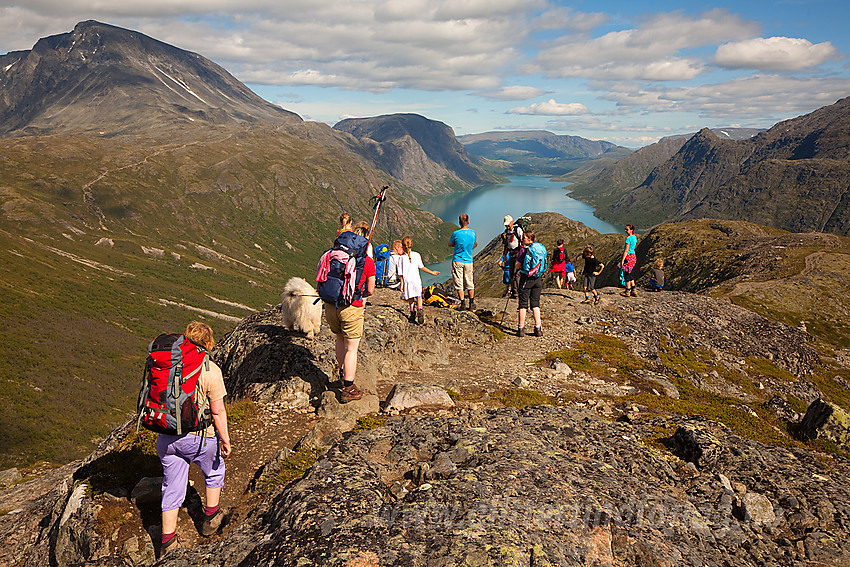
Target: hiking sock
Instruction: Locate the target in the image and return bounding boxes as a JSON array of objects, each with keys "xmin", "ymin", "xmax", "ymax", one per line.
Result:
[
  {"xmin": 205, "ymin": 505, "xmax": 219, "ymax": 517},
  {"xmin": 343, "ymin": 380, "xmax": 354, "ymax": 390},
  {"xmin": 162, "ymin": 531, "xmax": 177, "ymax": 545}
]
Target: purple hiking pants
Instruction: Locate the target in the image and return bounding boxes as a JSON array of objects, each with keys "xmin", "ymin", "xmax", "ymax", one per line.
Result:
[{"xmin": 156, "ymin": 433, "xmax": 225, "ymax": 512}]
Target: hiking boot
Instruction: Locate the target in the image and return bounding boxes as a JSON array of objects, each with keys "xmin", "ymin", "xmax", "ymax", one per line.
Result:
[
  {"xmin": 534, "ymin": 326, "xmax": 542, "ymax": 337},
  {"xmin": 341, "ymin": 383, "xmax": 363, "ymax": 403},
  {"xmin": 460, "ymin": 299, "xmax": 468, "ymax": 311},
  {"xmin": 518, "ymin": 327, "xmax": 525, "ymax": 337},
  {"xmin": 630, "ymin": 289, "xmax": 638, "ymax": 297},
  {"xmin": 468, "ymin": 298, "xmax": 476, "ymax": 311},
  {"xmin": 620, "ymin": 290, "xmax": 630, "ymax": 297},
  {"xmin": 593, "ymin": 294, "xmax": 601, "ymax": 306},
  {"xmin": 201, "ymin": 509, "xmax": 224, "ymax": 537},
  {"xmin": 416, "ymin": 309, "xmax": 424, "ymax": 324},
  {"xmin": 408, "ymin": 310, "xmax": 417, "ymax": 323},
  {"xmin": 161, "ymin": 535, "xmax": 180, "ymax": 556}
]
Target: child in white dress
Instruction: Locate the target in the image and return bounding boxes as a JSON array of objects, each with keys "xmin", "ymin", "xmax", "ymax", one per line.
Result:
[{"xmin": 396, "ymin": 236, "xmax": 440, "ymax": 324}]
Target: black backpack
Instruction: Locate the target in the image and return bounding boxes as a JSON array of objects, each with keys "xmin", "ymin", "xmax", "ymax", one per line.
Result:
[{"xmin": 552, "ymin": 247, "xmax": 565, "ymax": 264}]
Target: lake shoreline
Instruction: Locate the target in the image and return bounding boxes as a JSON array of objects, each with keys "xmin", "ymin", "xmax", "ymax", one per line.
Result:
[{"xmin": 419, "ymin": 176, "xmax": 622, "ymax": 286}]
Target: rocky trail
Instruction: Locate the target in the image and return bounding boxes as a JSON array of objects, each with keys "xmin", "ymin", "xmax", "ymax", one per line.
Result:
[{"xmin": 2, "ymin": 284, "xmax": 850, "ymax": 566}]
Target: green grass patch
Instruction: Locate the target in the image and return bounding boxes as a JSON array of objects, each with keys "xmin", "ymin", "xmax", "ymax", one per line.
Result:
[
  {"xmin": 547, "ymin": 333, "xmax": 646, "ymax": 379},
  {"xmin": 659, "ymin": 347, "xmax": 708, "ymax": 377},
  {"xmin": 492, "ymin": 388, "xmax": 553, "ymax": 409},
  {"xmin": 352, "ymin": 415, "xmax": 388, "ymax": 433},
  {"xmin": 627, "ymin": 388, "xmax": 794, "ymax": 448},
  {"xmin": 746, "ymin": 358, "xmax": 796, "ymax": 383},
  {"xmin": 811, "ymin": 365, "xmax": 850, "ymax": 412},
  {"xmin": 226, "ymin": 398, "xmax": 259, "ymax": 427},
  {"xmin": 253, "ymin": 446, "xmax": 324, "ymax": 496}
]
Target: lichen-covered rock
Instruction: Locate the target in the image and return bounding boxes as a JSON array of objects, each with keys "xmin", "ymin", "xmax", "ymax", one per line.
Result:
[
  {"xmin": 0, "ymin": 467, "xmax": 22, "ymax": 489},
  {"xmin": 799, "ymin": 398, "xmax": 850, "ymax": 450},
  {"xmin": 147, "ymin": 405, "xmax": 850, "ymax": 567},
  {"xmin": 671, "ymin": 422, "xmax": 725, "ymax": 468},
  {"xmin": 740, "ymin": 492, "xmax": 776, "ymax": 525}
]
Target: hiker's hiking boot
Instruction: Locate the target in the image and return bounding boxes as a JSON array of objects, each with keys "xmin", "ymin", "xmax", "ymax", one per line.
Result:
[
  {"xmin": 460, "ymin": 299, "xmax": 468, "ymax": 311},
  {"xmin": 201, "ymin": 509, "xmax": 224, "ymax": 537},
  {"xmin": 534, "ymin": 326, "xmax": 542, "ymax": 337},
  {"xmin": 630, "ymin": 289, "xmax": 638, "ymax": 297},
  {"xmin": 416, "ymin": 309, "xmax": 424, "ymax": 324},
  {"xmin": 518, "ymin": 327, "xmax": 526, "ymax": 337},
  {"xmin": 161, "ymin": 535, "xmax": 179, "ymax": 556},
  {"xmin": 341, "ymin": 383, "xmax": 363, "ymax": 403},
  {"xmin": 408, "ymin": 310, "xmax": 416, "ymax": 323},
  {"xmin": 594, "ymin": 294, "xmax": 601, "ymax": 305},
  {"xmin": 468, "ymin": 298, "xmax": 476, "ymax": 311},
  {"xmin": 620, "ymin": 290, "xmax": 630, "ymax": 297}
]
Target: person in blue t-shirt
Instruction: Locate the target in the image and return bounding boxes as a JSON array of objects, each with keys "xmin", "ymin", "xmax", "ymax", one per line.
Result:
[{"xmin": 448, "ymin": 213, "xmax": 477, "ymax": 310}]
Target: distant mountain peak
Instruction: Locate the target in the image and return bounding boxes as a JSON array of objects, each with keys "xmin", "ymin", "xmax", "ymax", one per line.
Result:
[
  {"xmin": 334, "ymin": 113, "xmax": 498, "ymax": 191},
  {"xmin": 0, "ymin": 20, "xmax": 299, "ymax": 137}
]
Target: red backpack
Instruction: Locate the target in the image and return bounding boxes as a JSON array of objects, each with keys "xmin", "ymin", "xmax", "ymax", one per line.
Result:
[{"xmin": 137, "ymin": 334, "xmax": 213, "ymax": 435}]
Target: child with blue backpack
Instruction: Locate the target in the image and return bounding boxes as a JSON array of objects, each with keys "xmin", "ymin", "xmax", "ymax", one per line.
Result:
[{"xmin": 517, "ymin": 230, "xmax": 547, "ymax": 337}]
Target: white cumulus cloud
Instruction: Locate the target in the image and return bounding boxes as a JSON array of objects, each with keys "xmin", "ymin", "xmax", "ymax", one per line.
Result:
[
  {"xmin": 714, "ymin": 37, "xmax": 838, "ymax": 71},
  {"xmin": 508, "ymin": 99, "xmax": 589, "ymax": 115},
  {"xmin": 531, "ymin": 9, "xmax": 757, "ymax": 81}
]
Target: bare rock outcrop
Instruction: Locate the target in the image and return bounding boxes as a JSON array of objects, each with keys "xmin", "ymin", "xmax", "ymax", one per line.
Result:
[{"xmin": 160, "ymin": 406, "xmax": 850, "ymax": 567}]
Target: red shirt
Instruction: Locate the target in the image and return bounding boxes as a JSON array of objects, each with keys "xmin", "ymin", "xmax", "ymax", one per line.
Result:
[{"xmin": 351, "ymin": 257, "xmax": 376, "ymax": 307}]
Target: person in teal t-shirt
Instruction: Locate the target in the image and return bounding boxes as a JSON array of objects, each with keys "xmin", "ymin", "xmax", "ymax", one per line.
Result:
[{"xmin": 448, "ymin": 213, "xmax": 477, "ymax": 310}]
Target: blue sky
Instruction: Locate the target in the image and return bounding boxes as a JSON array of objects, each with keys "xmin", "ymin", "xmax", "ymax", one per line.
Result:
[{"xmin": 2, "ymin": 1, "xmax": 849, "ymax": 147}]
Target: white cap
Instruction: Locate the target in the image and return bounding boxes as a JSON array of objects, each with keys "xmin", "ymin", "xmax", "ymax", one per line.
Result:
[{"xmin": 503, "ymin": 215, "xmax": 513, "ymax": 226}]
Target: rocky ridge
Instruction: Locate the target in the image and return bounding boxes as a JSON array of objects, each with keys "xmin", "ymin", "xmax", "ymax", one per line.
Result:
[
  {"xmin": 608, "ymin": 96, "xmax": 850, "ymax": 235},
  {"xmin": 3, "ymin": 260, "xmax": 850, "ymax": 565},
  {"xmin": 334, "ymin": 113, "xmax": 500, "ymax": 196}
]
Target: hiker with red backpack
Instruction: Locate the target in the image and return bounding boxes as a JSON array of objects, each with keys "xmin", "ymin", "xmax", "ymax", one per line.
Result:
[
  {"xmin": 316, "ymin": 221, "xmax": 376, "ymax": 402},
  {"xmin": 517, "ymin": 231, "xmax": 547, "ymax": 337},
  {"xmin": 548, "ymin": 238, "xmax": 568, "ymax": 289},
  {"xmin": 140, "ymin": 322, "xmax": 231, "ymax": 554}
]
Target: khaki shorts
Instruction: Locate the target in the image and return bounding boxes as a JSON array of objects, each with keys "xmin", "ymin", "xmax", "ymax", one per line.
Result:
[
  {"xmin": 452, "ymin": 261, "xmax": 474, "ymax": 291},
  {"xmin": 324, "ymin": 303, "xmax": 364, "ymax": 339}
]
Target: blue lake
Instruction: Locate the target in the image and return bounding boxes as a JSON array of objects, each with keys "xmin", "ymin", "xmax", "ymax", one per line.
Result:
[{"xmin": 420, "ymin": 176, "xmax": 622, "ymax": 286}]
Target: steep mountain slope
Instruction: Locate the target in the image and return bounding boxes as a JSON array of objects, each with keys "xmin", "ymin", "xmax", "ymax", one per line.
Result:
[
  {"xmin": 0, "ymin": 20, "xmax": 297, "ymax": 137},
  {"xmin": 561, "ymin": 128, "xmax": 764, "ymax": 214},
  {"xmin": 608, "ymin": 97, "xmax": 850, "ymax": 234},
  {"xmin": 458, "ymin": 130, "xmax": 631, "ymax": 175},
  {"xmin": 561, "ymin": 135, "xmax": 691, "ymax": 209},
  {"xmin": 334, "ymin": 113, "xmax": 500, "ymax": 196}
]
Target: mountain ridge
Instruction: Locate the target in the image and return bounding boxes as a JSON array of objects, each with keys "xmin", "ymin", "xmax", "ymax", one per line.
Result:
[
  {"xmin": 458, "ymin": 129, "xmax": 632, "ymax": 176},
  {"xmin": 602, "ymin": 97, "xmax": 850, "ymax": 234},
  {"xmin": 334, "ymin": 113, "xmax": 501, "ymax": 195},
  {"xmin": 0, "ymin": 20, "xmax": 298, "ymax": 137}
]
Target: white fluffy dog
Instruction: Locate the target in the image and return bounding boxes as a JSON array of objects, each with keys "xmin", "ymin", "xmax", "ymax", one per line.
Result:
[{"xmin": 280, "ymin": 277, "xmax": 322, "ymax": 339}]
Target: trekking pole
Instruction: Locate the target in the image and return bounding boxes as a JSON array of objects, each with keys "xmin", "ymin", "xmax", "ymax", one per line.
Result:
[
  {"xmin": 498, "ymin": 294, "xmax": 511, "ymax": 327},
  {"xmin": 367, "ymin": 185, "xmax": 389, "ymax": 246}
]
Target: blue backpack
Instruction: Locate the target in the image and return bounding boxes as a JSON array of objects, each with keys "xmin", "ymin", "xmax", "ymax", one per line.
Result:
[
  {"xmin": 373, "ymin": 243, "xmax": 393, "ymax": 286},
  {"xmin": 523, "ymin": 242, "xmax": 547, "ymax": 277},
  {"xmin": 317, "ymin": 231, "xmax": 368, "ymax": 306}
]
